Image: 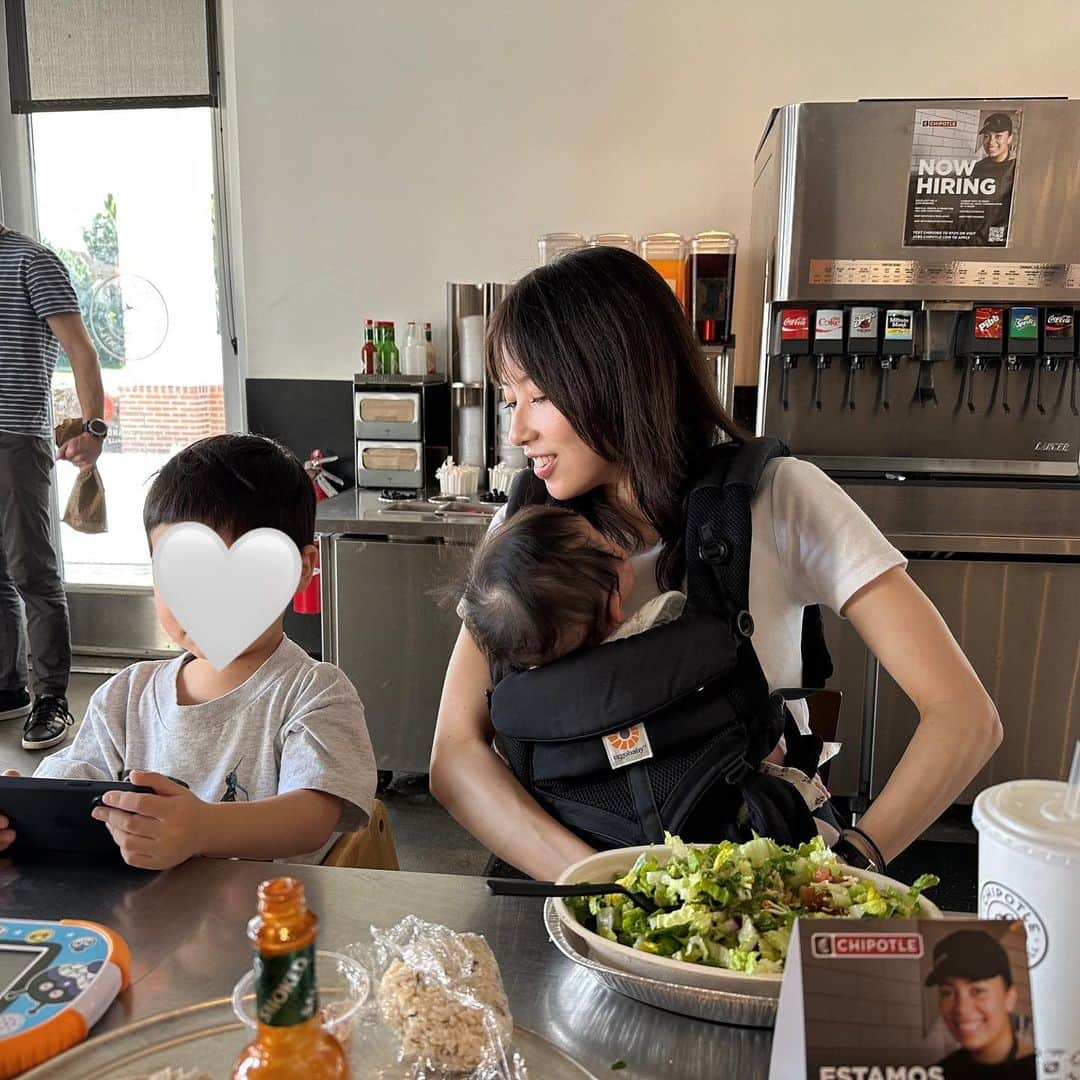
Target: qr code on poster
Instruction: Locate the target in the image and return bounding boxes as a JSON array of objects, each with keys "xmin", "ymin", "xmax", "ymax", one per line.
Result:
[{"xmin": 989, "ymin": 225, "xmax": 1005, "ymax": 242}]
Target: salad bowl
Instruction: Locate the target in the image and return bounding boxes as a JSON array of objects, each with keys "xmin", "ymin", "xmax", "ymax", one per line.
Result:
[{"xmin": 554, "ymin": 837, "xmax": 942, "ymax": 1000}]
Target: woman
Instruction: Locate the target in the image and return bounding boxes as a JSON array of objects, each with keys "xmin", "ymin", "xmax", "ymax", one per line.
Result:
[{"xmin": 430, "ymin": 247, "xmax": 1001, "ymax": 881}]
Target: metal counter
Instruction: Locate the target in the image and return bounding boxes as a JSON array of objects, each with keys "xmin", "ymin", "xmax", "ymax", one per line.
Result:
[{"xmin": 0, "ymin": 858, "xmax": 772, "ymax": 1078}]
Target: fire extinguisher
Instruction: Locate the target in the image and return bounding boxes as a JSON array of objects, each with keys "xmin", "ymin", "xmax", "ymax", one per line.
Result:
[
  {"xmin": 303, "ymin": 449, "xmax": 345, "ymax": 502},
  {"xmin": 293, "ymin": 542, "xmax": 322, "ymax": 615}
]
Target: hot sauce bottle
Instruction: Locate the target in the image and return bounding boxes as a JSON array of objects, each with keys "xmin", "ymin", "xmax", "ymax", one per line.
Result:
[{"xmin": 232, "ymin": 877, "xmax": 349, "ymax": 1079}]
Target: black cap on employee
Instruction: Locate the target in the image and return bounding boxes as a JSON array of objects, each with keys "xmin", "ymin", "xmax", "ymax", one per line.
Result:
[
  {"xmin": 979, "ymin": 112, "xmax": 1013, "ymax": 135},
  {"xmin": 925, "ymin": 930, "xmax": 1013, "ymax": 987}
]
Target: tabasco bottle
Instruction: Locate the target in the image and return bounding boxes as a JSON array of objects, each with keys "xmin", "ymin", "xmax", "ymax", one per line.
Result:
[
  {"xmin": 360, "ymin": 319, "xmax": 377, "ymax": 375},
  {"xmin": 232, "ymin": 877, "xmax": 349, "ymax": 1079}
]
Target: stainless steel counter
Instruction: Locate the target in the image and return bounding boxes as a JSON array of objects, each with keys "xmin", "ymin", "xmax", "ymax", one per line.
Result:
[
  {"xmin": 316, "ymin": 489, "xmax": 494, "ymax": 542},
  {"xmin": 1, "ymin": 858, "xmax": 772, "ymax": 1078}
]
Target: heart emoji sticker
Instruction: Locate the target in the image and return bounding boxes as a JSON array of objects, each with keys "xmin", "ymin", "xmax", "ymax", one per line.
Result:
[{"xmin": 151, "ymin": 524, "xmax": 302, "ymax": 670}]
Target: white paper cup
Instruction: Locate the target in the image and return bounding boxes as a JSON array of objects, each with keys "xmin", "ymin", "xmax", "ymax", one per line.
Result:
[
  {"xmin": 973, "ymin": 780, "xmax": 1080, "ymax": 1077},
  {"xmin": 458, "ymin": 315, "xmax": 485, "ymax": 384}
]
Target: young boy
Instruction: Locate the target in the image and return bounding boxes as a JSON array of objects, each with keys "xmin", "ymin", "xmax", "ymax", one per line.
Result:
[{"xmin": 0, "ymin": 434, "xmax": 376, "ymax": 868}]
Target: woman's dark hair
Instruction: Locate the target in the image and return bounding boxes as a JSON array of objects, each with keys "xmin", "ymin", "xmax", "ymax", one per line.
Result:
[
  {"xmin": 484, "ymin": 245, "xmax": 746, "ymax": 590},
  {"xmin": 143, "ymin": 433, "xmax": 315, "ymax": 551},
  {"xmin": 461, "ymin": 505, "xmax": 621, "ymax": 674}
]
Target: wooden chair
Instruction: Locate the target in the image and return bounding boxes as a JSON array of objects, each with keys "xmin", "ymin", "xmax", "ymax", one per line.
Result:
[
  {"xmin": 804, "ymin": 690, "xmax": 842, "ymax": 787},
  {"xmin": 321, "ymin": 797, "xmax": 400, "ymax": 870}
]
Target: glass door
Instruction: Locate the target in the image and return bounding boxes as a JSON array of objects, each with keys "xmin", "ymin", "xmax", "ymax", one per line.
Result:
[{"xmin": 32, "ymin": 107, "xmax": 225, "ymax": 587}]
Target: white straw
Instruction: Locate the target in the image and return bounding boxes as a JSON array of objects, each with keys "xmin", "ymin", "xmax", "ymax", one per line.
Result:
[{"xmin": 1066, "ymin": 739, "xmax": 1080, "ymax": 820}]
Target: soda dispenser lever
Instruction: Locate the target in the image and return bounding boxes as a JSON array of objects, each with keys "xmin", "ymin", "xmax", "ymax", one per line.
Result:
[
  {"xmin": 777, "ymin": 308, "xmax": 810, "ymax": 411},
  {"xmin": 845, "ymin": 307, "xmax": 880, "ymax": 411},
  {"xmin": 880, "ymin": 309, "xmax": 915, "ymax": 412},
  {"xmin": 916, "ymin": 306, "xmax": 963, "ymax": 407},
  {"xmin": 965, "ymin": 306, "xmax": 1005, "ymax": 413},
  {"xmin": 1040, "ymin": 308, "xmax": 1074, "ymax": 414},
  {"xmin": 812, "ymin": 309, "xmax": 844, "ymax": 410},
  {"xmin": 1004, "ymin": 307, "xmax": 1039, "ymax": 413}
]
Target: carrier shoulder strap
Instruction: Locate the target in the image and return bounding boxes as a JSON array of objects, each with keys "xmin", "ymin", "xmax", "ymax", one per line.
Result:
[{"xmin": 686, "ymin": 437, "xmax": 832, "ymax": 691}]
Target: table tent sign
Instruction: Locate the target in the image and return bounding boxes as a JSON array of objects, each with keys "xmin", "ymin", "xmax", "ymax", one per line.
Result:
[{"xmin": 769, "ymin": 918, "xmax": 1037, "ymax": 1080}]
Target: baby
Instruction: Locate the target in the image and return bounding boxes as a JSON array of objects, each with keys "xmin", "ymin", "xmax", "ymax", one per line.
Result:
[{"xmin": 460, "ymin": 505, "xmax": 684, "ymax": 676}]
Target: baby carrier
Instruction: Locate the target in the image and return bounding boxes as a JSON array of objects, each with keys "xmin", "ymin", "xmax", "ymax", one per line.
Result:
[{"xmin": 487, "ymin": 437, "xmax": 834, "ymax": 850}]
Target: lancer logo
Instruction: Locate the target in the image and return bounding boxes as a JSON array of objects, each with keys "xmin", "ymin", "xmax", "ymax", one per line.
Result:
[{"xmin": 1034, "ymin": 441, "xmax": 1071, "ymax": 453}]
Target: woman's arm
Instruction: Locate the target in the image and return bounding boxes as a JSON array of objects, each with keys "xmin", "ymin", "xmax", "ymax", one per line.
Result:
[
  {"xmin": 840, "ymin": 566, "xmax": 1002, "ymax": 862},
  {"xmin": 430, "ymin": 624, "xmax": 595, "ymax": 880}
]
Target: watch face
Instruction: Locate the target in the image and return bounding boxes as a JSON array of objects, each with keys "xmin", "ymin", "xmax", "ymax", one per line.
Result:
[{"xmin": 85, "ymin": 419, "xmax": 108, "ymax": 438}]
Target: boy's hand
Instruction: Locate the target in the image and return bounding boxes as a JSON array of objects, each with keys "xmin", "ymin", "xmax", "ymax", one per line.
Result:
[
  {"xmin": 93, "ymin": 770, "xmax": 209, "ymax": 870},
  {"xmin": 0, "ymin": 769, "xmax": 20, "ymax": 851}
]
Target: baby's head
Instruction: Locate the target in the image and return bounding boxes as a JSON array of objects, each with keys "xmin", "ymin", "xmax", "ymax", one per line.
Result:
[
  {"xmin": 143, "ymin": 433, "xmax": 316, "ymax": 659},
  {"xmin": 461, "ymin": 505, "xmax": 634, "ymax": 676}
]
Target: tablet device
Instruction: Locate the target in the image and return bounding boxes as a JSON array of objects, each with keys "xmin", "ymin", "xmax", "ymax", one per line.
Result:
[{"xmin": 0, "ymin": 777, "xmax": 154, "ymax": 859}]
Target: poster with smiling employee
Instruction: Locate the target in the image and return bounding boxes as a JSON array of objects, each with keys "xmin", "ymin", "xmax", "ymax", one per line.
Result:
[{"xmin": 926, "ymin": 930, "xmax": 1036, "ymax": 1079}]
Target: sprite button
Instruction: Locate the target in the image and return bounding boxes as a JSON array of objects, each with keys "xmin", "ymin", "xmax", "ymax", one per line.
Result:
[
  {"xmin": 254, "ymin": 944, "xmax": 318, "ymax": 1027},
  {"xmin": 1009, "ymin": 307, "xmax": 1039, "ymax": 340}
]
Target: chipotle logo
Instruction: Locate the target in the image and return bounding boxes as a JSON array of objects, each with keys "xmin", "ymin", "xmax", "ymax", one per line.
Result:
[
  {"xmin": 781, "ymin": 310, "xmax": 809, "ymax": 340},
  {"xmin": 811, "ymin": 932, "xmax": 923, "ymax": 959}
]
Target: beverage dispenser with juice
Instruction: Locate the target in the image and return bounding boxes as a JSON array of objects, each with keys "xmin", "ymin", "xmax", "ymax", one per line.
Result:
[{"xmin": 639, "ymin": 233, "xmax": 687, "ymax": 307}]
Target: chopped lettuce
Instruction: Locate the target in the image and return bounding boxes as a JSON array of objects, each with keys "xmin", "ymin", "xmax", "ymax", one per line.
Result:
[{"xmin": 566, "ymin": 833, "xmax": 938, "ymax": 976}]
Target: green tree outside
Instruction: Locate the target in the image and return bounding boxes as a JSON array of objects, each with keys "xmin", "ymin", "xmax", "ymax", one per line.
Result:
[{"xmin": 47, "ymin": 192, "xmax": 126, "ymax": 370}]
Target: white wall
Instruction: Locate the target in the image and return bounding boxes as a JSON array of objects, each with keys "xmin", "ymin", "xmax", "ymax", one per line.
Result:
[{"xmin": 224, "ymin": 0, "xmax": 1080, "ymax": 385}]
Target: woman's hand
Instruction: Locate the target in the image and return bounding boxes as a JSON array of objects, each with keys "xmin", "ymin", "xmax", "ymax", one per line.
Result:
[
  {"xmin": 841, "ymin": 566, "xmax": 1002, "ymax": 862},
  {"xmin": 431, "ymin": 625, "xmax": 596, "ymax": 880},
  {"xmin": 93, "ymin": 769, "xmax": 209, "ymax": 870}
]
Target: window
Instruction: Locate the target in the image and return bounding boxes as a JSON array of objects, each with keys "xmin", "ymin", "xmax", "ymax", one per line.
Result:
[{"xmin": 33, "ymin": 107, "xmax": 224, "ymax": 585}]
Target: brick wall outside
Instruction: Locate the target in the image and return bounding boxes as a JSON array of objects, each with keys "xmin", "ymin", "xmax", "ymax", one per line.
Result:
[
  {"xmin": 116, "ymin": 385, "xmax": 225, "ymax": 452},
  {"xmin": 51, "ymin": 382, "xmax": 225, "ymax": 453}
]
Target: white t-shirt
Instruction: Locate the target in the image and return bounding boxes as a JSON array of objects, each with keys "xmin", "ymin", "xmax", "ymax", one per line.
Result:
[{"xmin": 487, "ymin": 457, "xmax": 906, "ymax": 736}]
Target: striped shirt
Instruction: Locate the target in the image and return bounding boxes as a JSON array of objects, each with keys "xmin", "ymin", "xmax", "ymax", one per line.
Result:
[{"xmin": 0, "ymin": 226, "xmax": 80, "ymax": 437}]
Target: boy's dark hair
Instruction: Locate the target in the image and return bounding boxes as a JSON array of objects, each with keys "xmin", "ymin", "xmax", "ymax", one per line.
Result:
[
  {"xmin": 461, "ymin": 505, "xmax": 621, "ymax": 676},
  {"xmin": 143, "ymin": 434, "xmax": 315, "ymax": 551}
]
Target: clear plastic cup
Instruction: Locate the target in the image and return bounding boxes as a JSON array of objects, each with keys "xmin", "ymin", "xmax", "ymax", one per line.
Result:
[
  {"xmin": 973, "ymin": 778, "xmax": 1080, "ymax": 1077},
  {"xmin": 232, "ymin": 949, "xmax": 369, "ymax": 1046}
]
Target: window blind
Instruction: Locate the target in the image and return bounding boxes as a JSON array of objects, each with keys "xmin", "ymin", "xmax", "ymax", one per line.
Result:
[{"xmin": 5, "ymin": 0, "xmax": 217, "ymax": 112}]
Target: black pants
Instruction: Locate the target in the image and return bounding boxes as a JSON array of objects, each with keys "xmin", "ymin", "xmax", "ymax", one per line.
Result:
[{"xmin": 0, "ymin": 432, "xmax": 70, "ymax": 696}]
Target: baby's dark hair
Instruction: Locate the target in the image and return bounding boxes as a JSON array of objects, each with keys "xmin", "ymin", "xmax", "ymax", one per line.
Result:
[
  {"xmin": 143, "ymin": 433, "xmax": 315, "ymax": 551},
  {"xmin": 461, "ymin": 505, "xmax": 622, "ymax": 676}
]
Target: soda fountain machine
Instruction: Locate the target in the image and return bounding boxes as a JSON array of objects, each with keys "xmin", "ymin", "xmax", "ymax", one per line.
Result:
[{"xmin": 748, "ymin": 98, "xmax": 1080, "ymax": 810}]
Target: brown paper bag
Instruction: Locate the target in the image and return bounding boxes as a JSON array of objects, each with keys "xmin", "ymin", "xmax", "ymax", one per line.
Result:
[{"xmin": 54, "ymin": 417, "xmax": 108, "ymax": 534}]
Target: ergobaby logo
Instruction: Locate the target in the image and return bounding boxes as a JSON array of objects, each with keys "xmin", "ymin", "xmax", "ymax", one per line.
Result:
[{"xmin": 602, "ymin": 724, "xmax": 654, "ymax": 770}]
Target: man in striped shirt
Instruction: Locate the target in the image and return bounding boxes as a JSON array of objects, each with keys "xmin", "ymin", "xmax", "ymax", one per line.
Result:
[{"xmin": 0, "ymin": 223, "xmax": 106, "ymax": 750}]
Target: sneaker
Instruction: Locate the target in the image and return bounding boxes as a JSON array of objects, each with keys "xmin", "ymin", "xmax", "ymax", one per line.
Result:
[
  {"xmin": 22, "ymin": 695, "xmax": 75, "ymax": 750},
  {"xmin": 0, "ymin": 687, "xmax": 32, "ymax": 722}
]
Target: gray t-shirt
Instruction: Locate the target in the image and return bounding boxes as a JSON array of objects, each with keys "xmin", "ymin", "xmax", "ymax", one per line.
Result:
[{"xmin": 36, "ymin": 636, "xmax": 376, "ymax": 863}]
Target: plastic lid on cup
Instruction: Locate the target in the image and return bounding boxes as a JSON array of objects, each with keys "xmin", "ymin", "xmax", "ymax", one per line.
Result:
[
  {"xmin": 972, "ymin": 780, "xmax": 1080, "ymax": 867},
  {"xmin": 690, "ymin": 230, "xmax": 738, "ymax": 254}
]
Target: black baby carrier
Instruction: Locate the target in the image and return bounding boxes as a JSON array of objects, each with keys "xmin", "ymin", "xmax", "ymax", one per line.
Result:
[{"xmin": 487, "ymin": 437, "xmax": 834, "ymax": 850}]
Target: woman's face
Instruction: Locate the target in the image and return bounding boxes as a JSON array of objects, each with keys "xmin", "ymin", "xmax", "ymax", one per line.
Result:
[
  {"xmin": 501, "ymin": 366, "xmax": 620, "ymax": 502},
  {"xmin": 937, "ymin": 976, "xmax": 1016, "ymax": 1057}
]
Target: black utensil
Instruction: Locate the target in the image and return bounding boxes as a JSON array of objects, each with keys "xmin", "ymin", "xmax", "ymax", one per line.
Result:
[{"xmin": 485, "ymin": 877, "xmax": 659, "ymax": 914}]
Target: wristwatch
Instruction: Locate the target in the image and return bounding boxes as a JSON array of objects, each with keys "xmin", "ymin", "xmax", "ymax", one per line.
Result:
[{"xmin": 82, "ymin": 418, "xmax": 108, "ymax": 439}]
